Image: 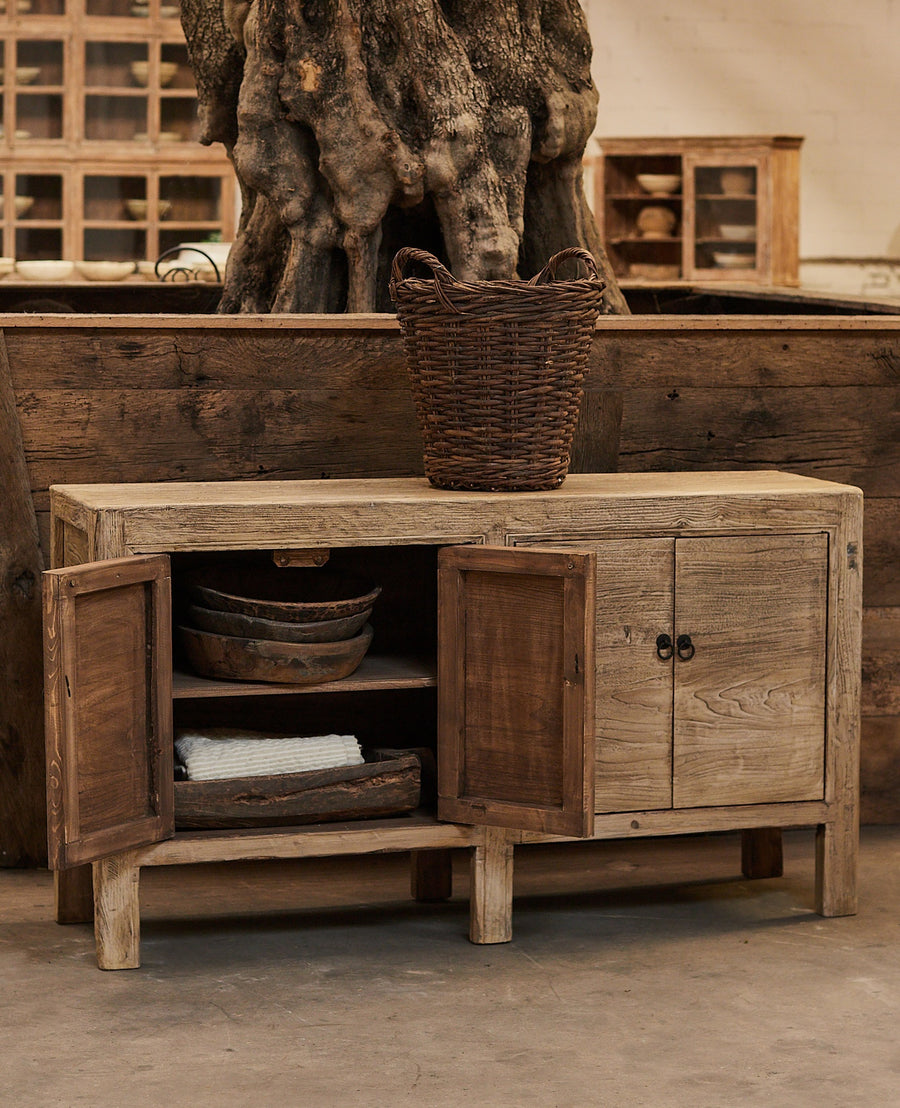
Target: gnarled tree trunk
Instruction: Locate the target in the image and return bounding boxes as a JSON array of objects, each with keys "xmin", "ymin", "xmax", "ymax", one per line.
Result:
[{"xmin": 181, "ymin": 0, "xmax": 628, "ymax": 314}]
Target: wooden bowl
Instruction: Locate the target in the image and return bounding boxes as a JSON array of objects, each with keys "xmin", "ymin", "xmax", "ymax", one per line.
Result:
[
  {"xmin": 185, "ymin": 603, "xmax": 373, "ymax": 643},
  {"xmin": 184, "ymin": 564, "xmax": 382, "ymax": 623},
  {"xmin": 179, "ymin": 623, "xmax": 374, "ymax": 685}
]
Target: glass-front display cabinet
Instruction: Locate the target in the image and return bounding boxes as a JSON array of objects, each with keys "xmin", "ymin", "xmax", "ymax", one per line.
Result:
[
  {"xmin": 591, "ymin": 136, "xmax": 802, "ymax": 286},
  {"xmin": 0, "ymin": 0, "xmax": 236, "ymax": 266}
]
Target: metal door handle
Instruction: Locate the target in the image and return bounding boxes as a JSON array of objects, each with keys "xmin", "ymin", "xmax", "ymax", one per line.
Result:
[
  {"xmin": 676, "ymin": 634, "xmax": 695, "ymax": 661},
  {"xmin": 656, "ymin": 633, "xmax": 674, "ymax": 660}
]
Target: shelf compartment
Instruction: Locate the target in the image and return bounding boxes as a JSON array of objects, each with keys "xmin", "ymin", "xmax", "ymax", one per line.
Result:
[
  {"xmin": 84, "ymin": 93, "xmax": 148, "ymax": 141},
  {"xmin": 82, "ymin": 226, "xmax": 147, "ymax": 262},
  {"xmin": 15, "ymin": 92, "xmax": 63, "ymax": 138}
]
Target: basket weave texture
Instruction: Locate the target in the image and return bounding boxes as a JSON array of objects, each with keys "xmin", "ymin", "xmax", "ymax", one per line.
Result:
[{"xmin": 390, "ymin": 247, "xmax": 605, "ymax": 491}]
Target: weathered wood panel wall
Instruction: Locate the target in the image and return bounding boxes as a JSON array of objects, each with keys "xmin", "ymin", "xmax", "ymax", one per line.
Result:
[{"xmin": 1, "ymin": 313, "xmax": 897, "ymax": 864}]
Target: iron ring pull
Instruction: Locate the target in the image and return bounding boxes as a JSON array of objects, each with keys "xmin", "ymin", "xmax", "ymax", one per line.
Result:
[
  {"xmin": 655, "ymin": 633, "xmax": 674, "ymax": 660},
  {"xmin": 676, "ymin": 634, "xmax": 695, "ymax": 661}
]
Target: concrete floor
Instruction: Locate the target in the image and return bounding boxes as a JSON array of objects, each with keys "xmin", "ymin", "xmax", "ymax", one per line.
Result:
[{"xmin": 2, "ymin": 827, "xmax": 899, "ymax": 1107}]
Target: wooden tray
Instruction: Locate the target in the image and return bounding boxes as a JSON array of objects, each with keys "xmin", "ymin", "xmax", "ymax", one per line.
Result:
[{"xmin": 174, "ymin": 749, "xmax": 421, "ymax": 829}]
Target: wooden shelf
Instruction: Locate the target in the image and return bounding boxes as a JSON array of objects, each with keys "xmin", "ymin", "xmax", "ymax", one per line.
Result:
[
  {"xmin": 590, "ymin": 136, "xmax": 801, "ymax": 286},
  {"xmin": 173, "ymin": 654, "xmax": 438, "ymax": 699},
  {"xmin": 0, "ymin": 8, "xmax": 236, "ymax": 262}
]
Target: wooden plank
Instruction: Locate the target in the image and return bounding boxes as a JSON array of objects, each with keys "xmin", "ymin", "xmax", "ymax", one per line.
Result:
[
  {"xmin": 93, "ymin": 853, "xmax": 141, "ymax": 971},
  {"xmin": 672, "ymin": 534, "xmax": 828, "ymax": 808},
  {"xmin": 862, "ymin": 608, "xmax": 900, "ymax": 715},
  {"xmin": 617, "ymin": 387, "xmax": 900, "ymax": 495},
  {"xmin": 863, "ymin": 499, "xmax": 900, "ymax": 607},
  {"xmin": 469, "ymin": 827, "xmax": 514, "ymax": 945},
  {"xmin": 43, "ymin": 556, "xmax": 174, "ymax": 869},
  {"xmin": 0, "ymin": 332, "xmax": 46, "ymax": 866},
  {"xmin": 437, "ymin": 546, "xmax": 595, "ymax": 837},
  {"xmin": 592, "ymin": 538, "xmax": 674, "ymax": 812},
  {"xmin": 860, "ymin": 716, "xmax": 900, "ymax": 824}
]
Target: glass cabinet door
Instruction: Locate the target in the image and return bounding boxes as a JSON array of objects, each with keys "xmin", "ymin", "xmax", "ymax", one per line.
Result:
[{"xmin": 687, "ymin": 156, "xmax": 765, "ymax": 279}]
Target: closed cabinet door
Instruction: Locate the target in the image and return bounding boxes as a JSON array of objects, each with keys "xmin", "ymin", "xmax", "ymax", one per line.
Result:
[{"xmin": 526, "ymin": 533, "xmax": 828, "ymax": 813}]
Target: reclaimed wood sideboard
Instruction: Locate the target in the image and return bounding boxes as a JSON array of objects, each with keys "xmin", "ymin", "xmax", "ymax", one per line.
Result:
[{"xmin": 44, "ymin": 472, "xmax": 862, "ymax": 969}]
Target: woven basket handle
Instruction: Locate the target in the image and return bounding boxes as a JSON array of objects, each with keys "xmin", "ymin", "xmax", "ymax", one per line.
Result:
[
  {"xmin": 528, "ymin": 247, "xmax": 601, "ymax": 286},
  {"xmin": 390, "ymin": 247, "xmax": 464, "ymax": 312}
]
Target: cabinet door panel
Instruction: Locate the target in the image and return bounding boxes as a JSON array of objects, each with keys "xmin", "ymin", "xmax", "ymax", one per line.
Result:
[
  {"xmin": 593, "ymin": 538, "xmax": 675, "ymax": 812},
  {"xmin": 673, "ymin": 534, "xmax": 827, "ymax": 808},
  {"xmin": 44, "ymin": 555, "xmax": 174, "ymax": 868},
  {"xmin": 437, "ymin": 546, "xmax": 595, "ymax": 837}
]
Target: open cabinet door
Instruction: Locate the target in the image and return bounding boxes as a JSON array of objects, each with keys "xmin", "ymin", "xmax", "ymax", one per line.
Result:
[
  {"xmin": 437, "ymin": 546, "xmax": 595, "ymax": 837},
  {"xmin": 43, "ymin": 555, "xmax": 174, "ymax": 869}
]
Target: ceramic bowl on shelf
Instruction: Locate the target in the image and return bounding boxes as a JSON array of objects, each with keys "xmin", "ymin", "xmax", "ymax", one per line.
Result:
[
  {"xmin": 635, "ymin": 204, "xmax": 677, "ymax": 238},
  {"xmin": 712, "ymin": 251, "xmax": 753, "ymax": 269},
  {"xmin": 15, "ymin": 66, "xmax": 41, "ymax": 85},
  {"xmin": 160, "ymin": 4, "xmax": 180, "ymax": 16},
  {"xmin": 628, "ymin": 262, "xmax": 680, "ymax": 281},
  {"xmin": 14, "ymin": 129, "xmax": 31, "ymax": 140},
  {"xmin": 0, "ymin": 257, "xmax": 16, "ymax": 278},
  {"xmin": 75, "ymin": 260, "xmax": 135, "ymax": 281},
  {"xmin": 636, "ymin": 173, "xmax": 681, "ymax": 196},
  {"xmin": 14, "ymin": 195, "xmax": 33, "ymax": 217},
  {"xmin": 125, "ymin": 198, "xmax": 172, "ymax": 220},
  {"xmin": 718, "ymin": 224, "xmax": 756, "ymax": 242},
  {"xmin": 15, "ymin": 259, "xmax": 74, "ymax": 281},
  {"xmin": 719, "ymin": 168, "xmax": 755, "ymax": 195}
]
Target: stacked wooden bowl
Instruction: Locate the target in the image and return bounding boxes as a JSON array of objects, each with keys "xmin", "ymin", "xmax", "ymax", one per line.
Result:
[{"xmin": 179, "ymin": 564, "xmax": 381, "ymax": 684}]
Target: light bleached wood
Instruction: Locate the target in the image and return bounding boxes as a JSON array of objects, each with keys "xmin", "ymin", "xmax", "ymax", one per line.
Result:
[
  {"xmin": 588, "ymin": 538, "xmax": 674, "ymax": 812},
  {"xmin": 816, "ymin": 488, "xmax": 863, "ymax": 915},
  {"xmin": 469, "ymin": 827, "xmax": 515, "ymax": 945},
  {"xmin": 46, "ymin": 473, "xmax": 862, "ymax": 967},
  {"xmin": 672, "ymin": 533, "xmax": 828, "ymax": 808},
  {"xmin": 137, "ymin": 815, "xmax": 481, "ymax": 866},
  {"xmin": 517, "ymin": 800, "xmax": 830, "ymax": 844},
  {"xmin": 93, "ymin": 853, "xmax": 141, "ymax": 971}
]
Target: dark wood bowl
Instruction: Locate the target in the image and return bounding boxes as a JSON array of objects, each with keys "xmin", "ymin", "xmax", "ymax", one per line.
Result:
[
  {"xmin": 185, "ymin": 603, "xmax": 373, "ymax": 643},
  {"xmin": 179, "ymin": 622, "xmax": 374, "ymax": 684},
  {"xmin": 183, "ymin": 564, "xmax": 381, "ymax": 623}
]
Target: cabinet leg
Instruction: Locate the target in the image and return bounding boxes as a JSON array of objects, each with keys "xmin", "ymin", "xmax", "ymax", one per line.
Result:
[
  {"xmin": 816, "ymin": 816, "xmax": 858, "ymax": 917},
  {"xmin": 411, "ymin": 849, "xmax": 453, "ymax": 902},
  {"xmin": 54, "ymin": 864, "xmax": 94, "ymax": 924},
  {"xmin": 92, "ymin": 852, "xmax": 141, "ymax": 970},
  {"xmin": 741, "ymin": 828, "xmax": 784, "ymax": 879},
  {"xmin": 469, "ymin": 827, "xmax": 514, "ymax": 945}
]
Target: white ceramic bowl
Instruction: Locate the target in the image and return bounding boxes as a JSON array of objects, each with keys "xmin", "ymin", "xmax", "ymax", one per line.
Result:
[
  {"xmin": 636, "ymin": 173, "xmax": 681, "ymax": 196},
  {"xmin": 718, "ymin": 224, "xmax": 756, "ymax": 242},
  {"xmin": 15, "ymin": 259, "xmax": 74, "ymax": 281},
  {"xmin": 712, "ymin": 251, "xmax": 753, "ymax": 269},
  {"xmin": 0, "ymin": 257, "xmax": 16, "ymax": 278},
  {"xmin": 75, "ymin": 260, "xmax": 135, "ymax": 281},
  {"xmin": 14, "ymin": 195, "xmax": 34, "ymax": 217},
  {"xmin": 15, "ymin": 66, "xmax": 41, "ymax": 85}
]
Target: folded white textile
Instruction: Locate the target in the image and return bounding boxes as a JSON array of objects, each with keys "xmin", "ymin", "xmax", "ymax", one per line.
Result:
[{"xmin": 175, "ymin": 730, "xmax": 364, "ymax": 782}]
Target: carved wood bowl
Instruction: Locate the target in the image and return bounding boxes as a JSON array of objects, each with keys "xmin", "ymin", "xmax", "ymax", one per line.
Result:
[
  {"xmin": 185, "ymin": 602, "xmax": 373, "ymax": 643},
  {"xmin": 184, "ymin": 564, "xmax": 382, "ymax": 623},
  {"xmin": 178, "ymin": 622, "xmax": 374, "ymax": 685}
]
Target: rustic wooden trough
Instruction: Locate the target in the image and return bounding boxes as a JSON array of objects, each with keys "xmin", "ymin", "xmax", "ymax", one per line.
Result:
[{"xmin": 1, "ymin": 305, "xmax": 898, "ymax": 865}]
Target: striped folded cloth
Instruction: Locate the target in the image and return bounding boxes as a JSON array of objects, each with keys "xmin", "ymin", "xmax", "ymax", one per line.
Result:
[{"xmin": 175, "ymin": 730, "xmax": 364, "ymax": 782}]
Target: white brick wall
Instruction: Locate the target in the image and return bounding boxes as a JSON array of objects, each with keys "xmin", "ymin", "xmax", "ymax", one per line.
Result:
[{"xmin": 584, "ymin": 0, "xmax": 900, "ymax": 259}]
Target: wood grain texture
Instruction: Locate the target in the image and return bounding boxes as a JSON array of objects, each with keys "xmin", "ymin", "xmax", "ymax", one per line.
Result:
[
  {"xmin": 43, "ymin": 556, "xmax": 174, "ymax": 869},
  {"xmin": 93, "ymin": 853, "xmax": 141, "ymax": 971},
  {"xmin": 469, "ymin": 827, "xmax": 514, "ymax": 944},
  {"xmin": 437, "ymin": 545, "xmax": 595, "ymax": 837},
  {"xmin": 0, "ymin": 334, "xmax": 45, "ymax": 865},
  {"xmin": 672, "ymin": 534, "xmax": 828, "ymax": 809}
]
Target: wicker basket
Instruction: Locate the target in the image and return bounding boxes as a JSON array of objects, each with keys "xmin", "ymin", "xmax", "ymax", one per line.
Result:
[{"xmin": 390, "ymin": 247, "xmax": 605, "ymax": 491}]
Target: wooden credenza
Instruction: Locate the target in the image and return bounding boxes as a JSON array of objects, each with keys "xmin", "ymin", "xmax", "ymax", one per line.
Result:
[{"xmin": 44, "ymin": 472, "xmax": 862, "ymax": 969}]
